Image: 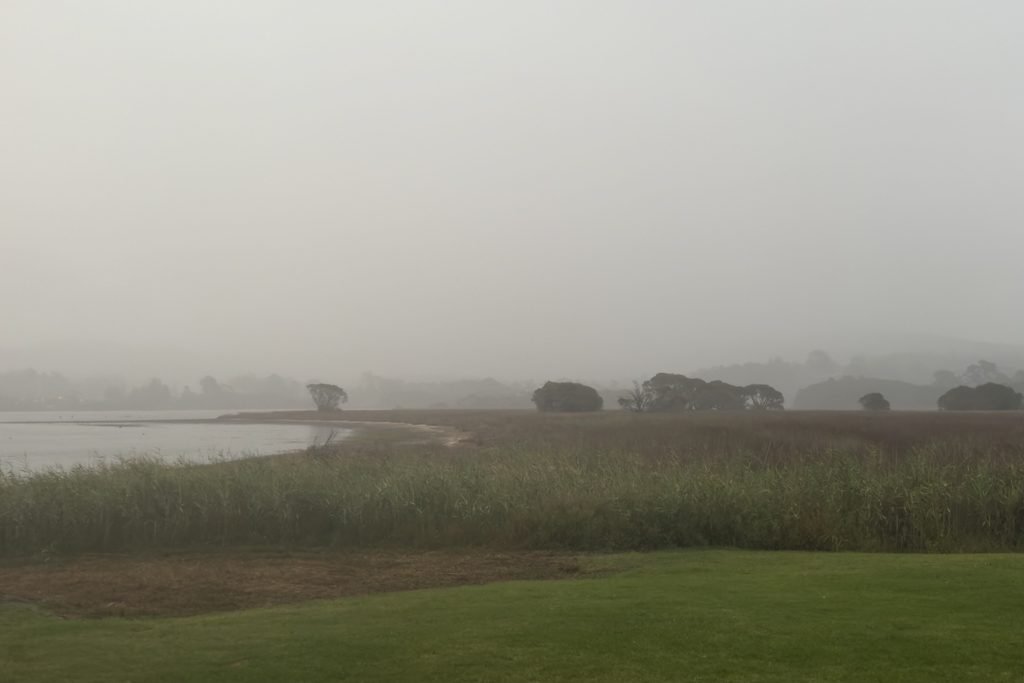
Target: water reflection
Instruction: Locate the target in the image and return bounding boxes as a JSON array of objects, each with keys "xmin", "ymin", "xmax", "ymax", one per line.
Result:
[{"xmin": 0, "ymin": 415, "xmax": 351, "ymax": 473}]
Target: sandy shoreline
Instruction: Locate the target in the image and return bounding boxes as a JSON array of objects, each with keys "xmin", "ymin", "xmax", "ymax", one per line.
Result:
[{"xmin": 215, "ymin": 411, "xmax": 469, "ymax": 447}]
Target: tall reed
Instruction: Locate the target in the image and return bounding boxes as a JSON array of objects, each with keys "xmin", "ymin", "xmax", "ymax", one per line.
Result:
[{"xmin": 2, "ymin": 430, "xmax": 1022, "ymax": 555}]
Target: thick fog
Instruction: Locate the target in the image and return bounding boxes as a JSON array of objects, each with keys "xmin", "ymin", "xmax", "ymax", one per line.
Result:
[{"xmin": 3, "ymin": 2, "xmax": 1024, "ymax": 386}]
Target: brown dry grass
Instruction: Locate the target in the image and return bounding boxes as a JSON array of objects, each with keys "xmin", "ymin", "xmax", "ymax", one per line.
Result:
[
  {"xmin": 227, "ymin": 408, "xmax": 1024, "ymax": 458},
  {"xmin": 0, "ymin": 549, "xmax": 586, "ymax": 619}
]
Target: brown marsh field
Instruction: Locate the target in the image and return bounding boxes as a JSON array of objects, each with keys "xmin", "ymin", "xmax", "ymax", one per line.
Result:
[{"xmin": 2, "ymin": 409, "xmax": 1023, "ymax": 558}]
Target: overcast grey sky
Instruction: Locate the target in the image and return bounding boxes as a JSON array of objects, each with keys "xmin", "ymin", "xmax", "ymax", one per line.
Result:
[{"xmin": 2, "ymin": 2, "xmax": 1023, "ymax": 382}]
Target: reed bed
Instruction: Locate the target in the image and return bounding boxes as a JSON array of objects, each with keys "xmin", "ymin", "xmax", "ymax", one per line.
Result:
[{"xmin": 3, "ymin": 410, "xmax": 1023, "ymax": 556}]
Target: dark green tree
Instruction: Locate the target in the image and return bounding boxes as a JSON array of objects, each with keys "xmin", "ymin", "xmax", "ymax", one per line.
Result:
[
  {"xmin": 858, "ymin": 392, "xmax": 890, "ymax": 411},
  {"xmin": 532, "ymin": 381, "xmax": 603, "ymax": 412},
  {"xmin": 307, "ymin": 383, "xmax": 348, "ymax": 411},
  {"xmin": 642, "ymin": 373, "xmax": 784, "ymax": 412},
  {"xmin": 689, "ymin": 380, "xmax": 747, "ymax": 411},
  {"xmin": 745, "ymin": 384, "xmax": 785, "ymax": 410},
  {"xmin": 644, "ymin": 373, "xmax": 703, "ymax": 412},
  {"xmin": 938, "ymin": 383, "xmax": 1023, "ymax": 411}
]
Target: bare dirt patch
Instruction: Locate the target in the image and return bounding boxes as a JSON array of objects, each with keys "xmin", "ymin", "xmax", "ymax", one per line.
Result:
[{"xmin": 0, "ymin": 549, "xmax": 586, "ymax": 619}]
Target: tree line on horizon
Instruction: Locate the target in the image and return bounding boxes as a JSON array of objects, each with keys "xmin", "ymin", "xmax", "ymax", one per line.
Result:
[
  {"xmin": 532, "ymin": 374, "xmax": 785, "ymax": 413},
  {"xmin": 0, "ymin": 370, "xmax": 310, "ymax": 411},
  {"xmin": 534, "ymin": 363, "xmax": 1024, "ymax": 414},
  {"xmin": 800, "ymin": 360, "xmax": 1024, "ymax": 411},
  {"xmin": 5, "ymin": 356, "xmax": 1024, "ymax": 413},
  {"xmin": 860, "ymin": 383, "xmax": 1024, "ymax": 412}
]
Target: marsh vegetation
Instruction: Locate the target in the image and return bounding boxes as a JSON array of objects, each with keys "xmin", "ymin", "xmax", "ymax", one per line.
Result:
[{"xmin": 2, "ymin": 410, "xmax": 1022, "ymax": 557}]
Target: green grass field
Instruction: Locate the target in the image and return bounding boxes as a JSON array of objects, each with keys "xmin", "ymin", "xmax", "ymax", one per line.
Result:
[{"xmin": 3, "ymin": 549, "xmax": 1021, "ymax": 682}]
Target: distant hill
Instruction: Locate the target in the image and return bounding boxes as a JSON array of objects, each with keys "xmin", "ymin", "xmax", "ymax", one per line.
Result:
[
  {"xmin": 694, "ymin": 342, "xmax": 1024, "ymax": 409},
  {"xmin": 794, "ymin": 377, "xmax": 943, "ymax": 411},
  {"xmin": 691, "ymin": 352, "xmax": 841, "ymax": 408}
]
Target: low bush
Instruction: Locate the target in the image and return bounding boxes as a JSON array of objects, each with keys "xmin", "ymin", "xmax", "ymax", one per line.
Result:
[
  {"xmin": 532, "ymin": 382, "xmax": 603, "ymax": 412},
  {"xmin": 859, "ymin": 393, "xmax": 890, "ymax": 411},
  {"xmin": 938, "ymin": 383, "xmax": 1024, "ymax": 411}
]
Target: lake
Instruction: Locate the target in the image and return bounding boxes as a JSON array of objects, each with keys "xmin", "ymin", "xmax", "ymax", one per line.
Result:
[{"xmin": 0, "ymin": 411, "xmax": 348, "ymax": 473}]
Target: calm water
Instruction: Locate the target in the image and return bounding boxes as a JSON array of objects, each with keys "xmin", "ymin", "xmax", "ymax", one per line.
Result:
[{"xmin": 0, "ymin": 411, "xmax": 348, "ymax": 473}]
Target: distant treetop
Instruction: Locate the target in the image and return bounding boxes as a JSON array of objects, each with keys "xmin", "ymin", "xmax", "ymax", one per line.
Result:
[
  {"xmin": 532, "ymin": 381, "xmax": 603, "ymax": 413},
  {"xmin": 937, "ymin": 383, "xmax": 1023, "ymax": 411},
  {"xmin": 621, "ymin": 374, "xmax": 785, "ymax": 412},
  {"xmin": 307, "ymin": 383, "xmax": 348, "ymax": 411},
  {"xmin": 859, "ymin": 392, "xmax": 891, "ymax": 411}
]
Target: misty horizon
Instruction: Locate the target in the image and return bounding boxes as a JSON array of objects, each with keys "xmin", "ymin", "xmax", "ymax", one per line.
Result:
[
  {"xmin": 6, "ymin": 333, "xmax": 1024, "ymax": 389},
  {"xmin": 5, "ymin": 338, "xmax": 1024, "ymax": 414},
  {"xmin": 4, "ymin": 3, "xmax": 1024, "ymax": 386}
]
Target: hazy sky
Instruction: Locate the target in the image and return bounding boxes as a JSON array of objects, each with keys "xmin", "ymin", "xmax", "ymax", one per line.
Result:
[{"xmin": 3, "ymin": 2, "xmax": 1023, "ymax": 382}]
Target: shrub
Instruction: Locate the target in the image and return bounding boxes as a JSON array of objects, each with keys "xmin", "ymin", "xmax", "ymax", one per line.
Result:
[
  {"xmin": 859, "ymin": 393, "xmax": 890, "ymax": 411},
  {"xmin": 532, "ymin": 381, "xmax": 603, "ymax": 412},
  {"xmin": 938, "ymin": 383, "xmax": 1023, "ymax": 411}
]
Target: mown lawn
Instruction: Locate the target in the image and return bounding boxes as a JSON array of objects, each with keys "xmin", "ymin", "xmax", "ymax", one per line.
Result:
[{"xmin": 2, "ymin": 549, "xmax": 1021, "ymax": 682}]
